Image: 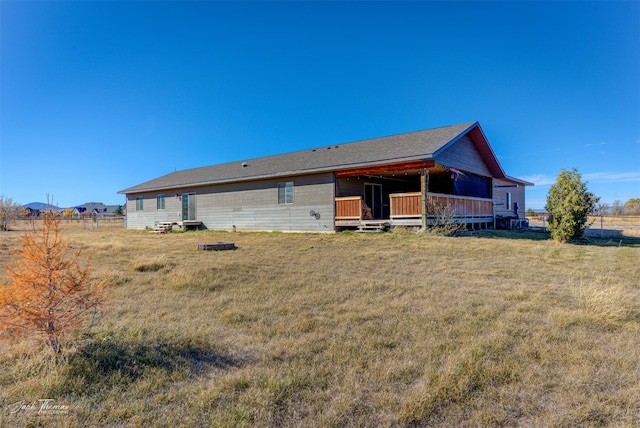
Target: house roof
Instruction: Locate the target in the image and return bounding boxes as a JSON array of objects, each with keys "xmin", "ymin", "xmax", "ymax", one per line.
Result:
[
  {"xmin": 76, "ymin": 202, "xmax": 107, "ymax": 213},
  {"xmin": 119, "ymin": 121, "xmax": 528, "ymax": 194}
]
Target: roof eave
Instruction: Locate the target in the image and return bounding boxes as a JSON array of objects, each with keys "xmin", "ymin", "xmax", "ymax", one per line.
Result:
[
  {"xmin": 118, "ymin": 154, "xmax": 436, "ymax": 195},
  {"xmin": 433, "ymin": 121, "xmax": 510, "ymax": 179},
  {"xmin": 431, "ymin": 121, "xmax": 479, "ymax": 157},
  {"xmin": 503, "ymin": 175, "xmax": 534, "ymax": 186}
]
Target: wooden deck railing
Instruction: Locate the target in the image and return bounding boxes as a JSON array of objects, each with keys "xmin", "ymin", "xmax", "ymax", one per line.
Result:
[
  {"xmin": 336, "ymin": 193, "xmax": 493, "ymax": 223},
  {"xmin": 335, "ymin": 196, "xmax": 363, "ymax": 220},
  {"xmin": 389, "ymin": 193, "xmax": 422, "ymax": 218},
  {"xmin": 389, "ymin": 192, "xmax": 493, "ymax": 219}
]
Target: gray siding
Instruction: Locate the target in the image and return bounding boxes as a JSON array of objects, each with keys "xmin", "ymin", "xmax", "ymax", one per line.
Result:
[
  {"xmin": 493, "ymin": 178, "xmax": 526, "ymax": 218},
  {"xmin": 435, "ymin": 135, "xmax": 492, "ymax": 176},
  {"xmin": 125, "ymin": 172, "xmax": 335, "ymax": 232},
  {"xmin": 124, "ymin": 193, "xmax": 183, "ymax": 229}
]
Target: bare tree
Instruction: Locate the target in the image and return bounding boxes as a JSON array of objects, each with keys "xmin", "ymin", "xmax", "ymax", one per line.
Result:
[
  {"xmin": 595, "ymin": 202, "xmax": 608, "ymax": 217},
  {"xmin": 0, "ymin": 195, "xmax": 21, "ymax": 231},
  {"xmin": 611, "ymin": 200, "xmax": 623, "ymax": 216}
]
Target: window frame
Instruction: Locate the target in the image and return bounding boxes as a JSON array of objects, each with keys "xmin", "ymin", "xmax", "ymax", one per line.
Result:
[
  {"xmin": 136, "ymin": 196, "xmax": 144, "ymax": 211},
  {"xmin": 277, "ymin": 181, "xmax": 294, "ymax": 205},
  {"xmin": 157, "ymin": 194, "xmax": 165, "ymax": 210}
]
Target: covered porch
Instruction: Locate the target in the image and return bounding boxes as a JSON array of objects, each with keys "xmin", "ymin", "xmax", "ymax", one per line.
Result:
[
  {"xmin": 335, "ymin": 193, "xmax": 494, "ymax": 230},
  {"xmin": 334, "ymin": 161, "xmax": 494, "ymax": 231}
]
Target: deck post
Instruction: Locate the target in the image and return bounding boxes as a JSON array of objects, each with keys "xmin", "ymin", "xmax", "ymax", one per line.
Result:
[{"xmin": 420, "ymin": 168, "xmax": 428, "ymax": 230}]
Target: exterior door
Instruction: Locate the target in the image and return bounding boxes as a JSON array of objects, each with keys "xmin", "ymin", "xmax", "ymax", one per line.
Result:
[
  {"xmin": 182, "ymin": 192, "xmax": 196, "ymax": 221},
  {"xmin": 364, "ymin": 183, "xmax": 383, "ymax": 219}
]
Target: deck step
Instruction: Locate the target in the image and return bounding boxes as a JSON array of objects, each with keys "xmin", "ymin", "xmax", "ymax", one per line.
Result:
[
  {"xmin": 153, "ymin": 222, "xmax": 174, "ymax": 233},
  {"xmin": 356, "ymin": 221, "xmax": 389, "ymax": 232}
]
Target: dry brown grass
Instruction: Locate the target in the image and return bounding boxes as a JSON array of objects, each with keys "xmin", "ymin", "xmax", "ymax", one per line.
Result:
[
  {"xmin": 0, "ymin": 222, "xmax": 639, "ymax": 426},
  {"xmin": 529, "ymin": 215, "xmax": 640, "ymax": 238}
]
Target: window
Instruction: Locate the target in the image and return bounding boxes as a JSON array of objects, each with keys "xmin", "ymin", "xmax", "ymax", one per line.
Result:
[
  {"xmin": 506, "ymin": 192, "xmax": 512, "ymax": 211},
  {"xmin": 136, "ymin": 196, "xmax": 144, "ymax": 211},
  {"xmin": 278, "ymin": 182, "xmax": 294, "ymax": 204},
  {"xmin": 157, "ymin": 194, "xmax": 165, "ymax": 210}
]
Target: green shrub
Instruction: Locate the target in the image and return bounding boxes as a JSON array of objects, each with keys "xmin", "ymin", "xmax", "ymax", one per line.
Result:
[{"xmin": 545, "ymin": 168, "xmax": 598, "ymax": 242}]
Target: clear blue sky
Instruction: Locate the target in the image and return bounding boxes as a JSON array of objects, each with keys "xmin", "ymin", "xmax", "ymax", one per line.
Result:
[{"xmin": 1, "ymin": 1, "xmax": 638, "ymax": 210}]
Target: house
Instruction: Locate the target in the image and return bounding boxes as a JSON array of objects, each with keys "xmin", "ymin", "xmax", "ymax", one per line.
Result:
[
  {"xmin": 20, "ymin": 207, "xmax": 41, "ymax": 218},
  {"xmin": 74, "ymin": 203, "xmax": 123, "ymax": 218},
  {"xmin": 118, "ymin": 122, "xmax": 532, "ymax": 232},
  {"xmin": 21, "ymin": 202, "xmax": 63, "ymax": 217}
]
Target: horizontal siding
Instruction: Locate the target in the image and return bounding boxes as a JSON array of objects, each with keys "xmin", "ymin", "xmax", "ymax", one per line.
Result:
[
  {"xmin": 125, "ymin": 173, "xmax": 335, "ymax": 232},
  {"xmin": 124, "ymin": 193, "xmax": 183, "ymax": 229},
  {"xmin": 493, "ymin": 178, "xmax": 526, "ymax": 218},
  {"xmin": 435, "ymin": 135, "xmax": 491, "ymax": 176}
]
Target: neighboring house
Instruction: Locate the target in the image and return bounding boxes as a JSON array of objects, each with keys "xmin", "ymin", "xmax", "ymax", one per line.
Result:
[
  {"xmin": 21, "ymin": 202, "xmax": 63, "ymax": 217},
  {"xmin": 68, "ymin": 207, "xmax": 83, "ymax": 217},
  {"xmin": 105, "ymin": 205, "xmax": 123, "ymax": 216},
  {"xmin": 118, "ymin": 121, "xmax": 532, "ymax": 232},
  {"xmin": 75, "ymin": 203, "xmax": 122, "ymax": 217},
  {"xmin": 20, "ymin": 207, "xmax": 41, "ymax": 217}
]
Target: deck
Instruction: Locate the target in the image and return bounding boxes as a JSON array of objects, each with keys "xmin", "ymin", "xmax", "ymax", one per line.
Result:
[
  {"xmin": 154, "ymin": 220, "xmax": 203, "ymax": 233},
  {"xmin": 335, "ymin": 192, "xmax": 494, "ymax": 230}
]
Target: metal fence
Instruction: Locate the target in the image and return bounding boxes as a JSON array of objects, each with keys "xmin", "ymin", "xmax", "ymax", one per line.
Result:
[{"xmin": 82, "ymin": 216, "xmax": 125, "ymax": 229}]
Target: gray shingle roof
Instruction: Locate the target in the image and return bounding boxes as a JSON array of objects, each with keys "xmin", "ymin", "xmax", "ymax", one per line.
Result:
[{"xmin": 119, "ymin": 122, "xmax": 481, "ymax": 194}]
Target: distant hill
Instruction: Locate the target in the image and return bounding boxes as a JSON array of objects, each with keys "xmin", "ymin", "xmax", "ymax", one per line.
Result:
[
  {"xmin": 22, "ymin": 202, "xmax": 62, "ymax": 210},
  {"xmin": 22, "ymin": 202, "xmax": 122, "ymax": 214}
]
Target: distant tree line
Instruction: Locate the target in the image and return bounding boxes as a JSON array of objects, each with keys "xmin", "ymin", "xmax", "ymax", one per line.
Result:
[
  {"xmin": 526, "ymin": 198, "xmax": 640, "ymax": 218},
  {"xmin": 585, "ymin": 198, "xmax": 640, "ymax": 217},
  {"xmin": 607, "ymin": 198, "xmax": 640, "ymax": 216},
  {"xmin": 0, "ymin": 195, "xmax": 124, "ymax": 232}
]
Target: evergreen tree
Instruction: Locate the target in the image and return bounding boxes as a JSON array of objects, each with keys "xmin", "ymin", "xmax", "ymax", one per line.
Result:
[{"xmin": 545, "ymin": 168, "xmax": 599, "ymax": 242}]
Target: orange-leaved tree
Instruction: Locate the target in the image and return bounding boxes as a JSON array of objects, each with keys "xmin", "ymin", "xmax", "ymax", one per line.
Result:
[{"xmin": 0, "ymin": 211, "xmax": 104, "ymax": 353}]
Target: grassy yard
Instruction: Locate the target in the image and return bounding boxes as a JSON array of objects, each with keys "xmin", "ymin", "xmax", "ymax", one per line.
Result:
[{"xmin": 0, "ymin": 224, "xmax": 639, "ymax": 427}]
